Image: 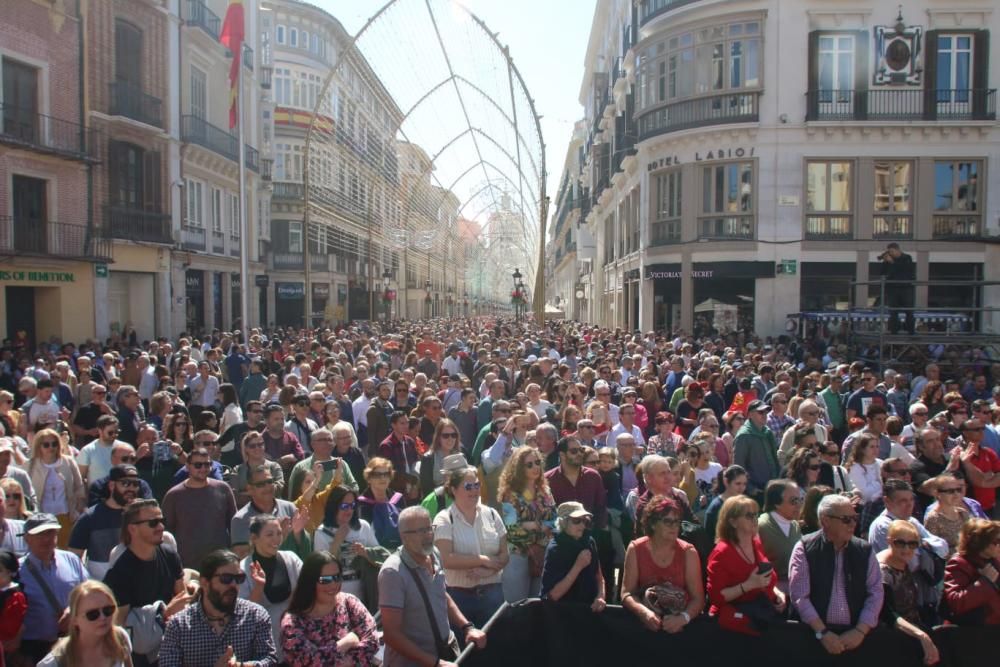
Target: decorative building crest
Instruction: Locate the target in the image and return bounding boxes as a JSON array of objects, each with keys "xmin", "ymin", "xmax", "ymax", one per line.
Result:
[{"xmin": 874, "ymin": 6, "xmax": 923, "ymax": 85}]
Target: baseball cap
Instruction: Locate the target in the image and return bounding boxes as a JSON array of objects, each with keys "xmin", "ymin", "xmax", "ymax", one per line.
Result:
[
  {"xmin": 19, "ymin": 512, "xmax": 61, "ymax": 536},
  {"xmin": 557, "ymin": 501, "xmax": 593, "ymax": 522},
  {"xmin": 747, "ymin": 400, "xmax": 771, "ymax": 414},
  {"xmin": 108, "ymin": 463, "xmax": 139, "ymax": 481}
]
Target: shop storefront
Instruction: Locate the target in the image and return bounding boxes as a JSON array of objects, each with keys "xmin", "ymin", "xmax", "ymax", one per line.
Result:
[
  {"xmin": 312, "ymin": 283, "xmax": 329, "ymax": 327},
  {"xmin": 647, "ymin": 261, "xmax": 773, "ymax": 337},
  {"xmin": 0, "ymin": 265, "xmax": 95, "ymax": 347},
  {"xmin": 185, "ymin": 270, "xmax": 205, "ymax": 333},
  {"xmin": 275, "ymin": 281, "xmax": 304, "ymax": 327}
]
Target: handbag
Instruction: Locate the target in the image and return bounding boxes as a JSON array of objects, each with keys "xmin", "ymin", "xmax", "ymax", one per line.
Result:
[
  {"xmin": 526, "ymin": 542, "xmax": 546, "ymax": 578},
  {"xmin": 403, "ymin": 561, "xmax": 460, "ymax": 661}
]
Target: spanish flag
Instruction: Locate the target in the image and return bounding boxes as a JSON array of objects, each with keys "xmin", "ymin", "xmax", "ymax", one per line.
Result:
[{"xmin": 219, "ymin": 0, "xmax": 244, "ymax": 129}]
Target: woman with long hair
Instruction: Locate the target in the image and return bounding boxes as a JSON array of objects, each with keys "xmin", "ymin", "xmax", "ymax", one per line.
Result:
[
  {"xmin": 37, "ymin": 580, "xmax": 132, "ymax": 666},
  {"xmin": 675, "ymin": 384, "xmax": 706, "ymax": 441},
  {"xmin": 322, "ymin": 401, "xmax": 359, "ymax": 450},
  {"xmin": 845, "ymin": 432, "xmax": 885, "ymax": 503},
  {"xmin": 280, "ymin": 552, "xmax": 380, "ymax": 667},
  {"xmin": 238, "ymin": 515, "xmax": 302, "ymax": 662},
  {"xmin": 917, "ymin": 381, "xmax": 947, "ymax": 418},
  {"xmin": 1, "ymin": 478, "xmax": 28, "ymax": 521},
  {"xmin": 497, "ymin": 447, "xmax": 556, "ymax": 602},
  {"xmin": 162, "ymin": 412, "xmax": 193, "ymax": 453},
  {"xmin": 799, "ymin": 485, "xmax": 835, "ymax": 535},
  {"xmin": 785, "ymin": 448, "xmax": 822, "ymax": 494},
  {"xmin": 704, "ymin": 466, "xmax": 748, "ymax": 541},
  {"xmin": 942, "ymin": 518, "xmax": 1000, "ymax": 625},
  {"xmin": 27, "ymin": 428, "xmax": 85, "ymax": 547},
  {"xmin": 704, "ymin": 373, "xmax": 726, "ymax": 424},
  {"xmin": 923, "ymin": 473, "xmax": 971, "ymax": 555},
  {"xmin": 314, "ymin": 486, "xmax": 385, "ymax": 611},
  {"xmin": 639, "ymin": 381, "xmax": 665, "ymax": 440},
  {"xmin": 218, "ymin": 383, "xmax": 243, "ymax": 434},
  {"xmin": 417, "ymin": 418, "xmax": 463, "ymax": 498}
]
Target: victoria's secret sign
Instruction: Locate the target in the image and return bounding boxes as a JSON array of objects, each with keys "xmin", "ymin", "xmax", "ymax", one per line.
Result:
[
  {"xmin": 647, "ymin": 146, "xmax": 755, "ymax": 171},
  {"xmin": 646, "ymin": 262, "xmax": 775, "ymax": 281}
]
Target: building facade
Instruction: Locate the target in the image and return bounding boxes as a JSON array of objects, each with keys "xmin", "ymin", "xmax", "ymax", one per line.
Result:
[
  {"xmin": 0, "ymin": 0, "xmax": 108, "ymax": 345},
  {"xmin": 571, "ymin": 0, "xmax": 1000, "ymax": 337}
]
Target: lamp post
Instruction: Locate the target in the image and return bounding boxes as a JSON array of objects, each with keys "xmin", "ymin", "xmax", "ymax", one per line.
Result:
[
  {"xmin": 382, "ymin": 268, "xmax": 391, "ymax": 321},
  {"xmin": 447, "ymin": 286, "xmax": 454, "ymax": 318},
  {"xmin": 512, "ymin": 268, "xmax": 522, "ymax": 321},
  {"xmin": 424, "ymin": 279, "xmax": 431, "ymax": 319}
]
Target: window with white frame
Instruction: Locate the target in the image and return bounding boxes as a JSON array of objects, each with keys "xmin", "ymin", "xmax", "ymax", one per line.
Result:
[
  {"xmin": 190, "ymin": 66, "xmax": 207, "ymax": 119},
  {"xmin": 288, "ymin": 221, "xmax": 302, "ymax": 253},
  {"xmin": 229, "ymin": 193, "xmax": 240, "ymax": 236},
  {"xmin": 652, "ymin": 169, "xmax": 682, "ymax": 244},
  {"xmin": 301, "ymin": 30, "xmax": 309, "ymax": 51},
  {"xmin": 873, "ymin": 161, "xmax": 912, "ymax": 238},
  {"xmin": 699, "ymin": 161, "xmax": 755, "ymax": 240},
  {"xmin": 805, "ymin": 161, "xmax": 852, "ymax": 238},
  {"xmin": 185, "ymin": 179, "xmax": 203, "ymax": 227},
  {"xmin": 210, "ymin": 187, "xmax": 223, "ymax": 232},
  {"xmin": 276, "ymin": 25, "xmax": 285, "ymax": 44},
  {"xmin": 289, "ymin": 27, "xmax": 298, "ymax": 47}
]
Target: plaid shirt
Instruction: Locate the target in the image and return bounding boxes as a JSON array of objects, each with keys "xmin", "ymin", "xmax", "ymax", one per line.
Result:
[
  {"xmin": 766, "ymin": 412, "xmax": 795, "ymax": 439},
  {"xmin": 159, "ymin": 598, "xmax": 278, "ymax": 667}
]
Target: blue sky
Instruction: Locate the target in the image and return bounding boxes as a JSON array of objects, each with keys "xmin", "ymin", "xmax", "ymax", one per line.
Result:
[{"xmin": 315, "ymin": 0, "xmax": 597, "ymax": 227}]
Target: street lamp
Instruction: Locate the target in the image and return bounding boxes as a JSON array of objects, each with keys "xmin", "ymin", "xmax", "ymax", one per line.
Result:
[
  {"xmin": 382, "ymin": 268, "xmax": 392, "ymax": 321},
  {"xmin": 512, "ymin": 268, "xmax": 523, "ymax": 321},
  {"xmin": 424, "ymin": 279, "xmax": 432, "ymax": 319}
]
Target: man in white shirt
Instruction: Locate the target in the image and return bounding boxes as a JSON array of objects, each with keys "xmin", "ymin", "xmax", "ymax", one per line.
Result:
[
  {"xmin": 76, "ymin": 415, "xmax": 130, "ymax": 485},
  {"xmin": 137, "ymin": 355, "xmax": 160, "ymax": 403},
  {"xmin": 868, "ymin": 479, "xmax": 949, "ymax": 566},
  {"xmin": 525, "ymin": 383, "xmax": 552, "ymax": 420},
  {"xmin": 607, "ymin": 402, "xmax": 645, "ymax": 449},
  {"xmin": 441, "ymin": 347, "xmax": 464, "ymax": 377},
  {"xmin": 188, "ymin": 361, "xmax": 220, "ymax": 410}
]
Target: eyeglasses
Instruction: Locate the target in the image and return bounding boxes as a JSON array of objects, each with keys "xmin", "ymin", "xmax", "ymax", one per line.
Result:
[
  {"xmin": 654, "ymin": 517, "xmax": 681, "ymax": 528},
  {"xmin": 402, "ymin": 525, "xmax": 434, "ymax": 535},
  {"xmin": 807, "ymin": 464, "xmax": 822, "ymax": 471},
  {"xmin": 463, "ymin": 481, "xmax": 482, "ymax": 492},
  {"xmin": 83, "ymin": 605, "xmax": 116, "ymax": 621},
  {"xmin": 40, "ymin": 440, "xmax": 60, "ymax": 449},
  {"xmin": 6, "ymin": 493, "xmax": 22, "ymax": 501},
  {"xmin": 788, "ymin": 496, "xmax": 803, "ymax": 505},
  {"xmin": 440, "ymin": 432, "xmax": 458, "ymax": 440},
  {"xmin": 244, "ymin": 441, "xmax": 262, "ymax": 449},
  {"xmin": 566, "ymin": 447, "xmax": 584, "ymax": 456},
  {"xmin": 337, "ymin": 501, "xmax": 357, "ymax": 511},
  {"xmin": 938, "ymin": 487, "xmax": 964, "ymax": 495},
  {"xmin": 250, "ymin": 479, "xmax": 275, "ymax": 488},
  {"xmin": 569, "ymin": 516, "xmax": 592, "ymax": 526},
  {"xmin": 105, "ymin": 429, "xmax": 121, "ymax": 435},
  {"xmin": 190, "ymin": 461, "xmax": 212, "ymax": 469},
  {"xmin": 524, "ymin": 460, "xmax": 542, "ymax": 469},
  {"xmin": 116, "ymin": 479, "xmax": 140, "ymax": 488},
  {"xmin": 369, "ymin": 471, "xmax": 392, "ymax": 479},
  {"xmin": 891, "ymin": 539, "xmax": 920, "ymax": 550},
  {"xmin": 213, "ymin": 573, "xmax": 247, "ymax": 586},
  {"xmin": 828, "ymin": 514, "xmax": 858, "ymax": 525},
  {"xmin": 317, "ymin": 574, "xmax": 343, "ymax": 585},
  {"xmin": 131, "ymin": 517, "xmax": 164, "ymax": 528}
]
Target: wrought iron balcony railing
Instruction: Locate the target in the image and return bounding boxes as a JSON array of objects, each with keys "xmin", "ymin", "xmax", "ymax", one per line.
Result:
[
  {"xmin": 0, "ymin": 217, "xmax": 112, "ymax": 260},
  {"xmin": 109, "ymin": 81, "xmax": 163, "ymax": 129}
]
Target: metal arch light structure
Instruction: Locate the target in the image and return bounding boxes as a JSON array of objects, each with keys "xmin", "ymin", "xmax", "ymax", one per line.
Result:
[{"xmin": 301, "ymin": 0, "xmax": 545, "ymax": 323}]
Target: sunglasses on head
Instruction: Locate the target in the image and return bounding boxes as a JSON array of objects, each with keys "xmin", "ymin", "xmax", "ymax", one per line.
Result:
[
  {"xmin": 891, "ymin": 539, "xmax": 920, "ymax": 550},
  {"xmin": 317, "ymin": 574, "xmax": 343, "ymax": 585},
  {"xmin": 83, "ymin": 605, "xmax": 116, "ymax": 621},
  {"xmin": 214, "ymin": 573, "xmax": 247, "ymax": 586}
]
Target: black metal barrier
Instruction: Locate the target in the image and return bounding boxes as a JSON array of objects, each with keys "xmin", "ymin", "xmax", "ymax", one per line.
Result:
[{"xmin": 460, "ymin": 599, "xmax": 996, "ymax": 667}]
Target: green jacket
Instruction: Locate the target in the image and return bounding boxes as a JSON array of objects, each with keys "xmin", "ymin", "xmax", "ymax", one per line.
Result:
[
  {"xmin": 733, "ymin": 420, "xmax": 780, "ymax": 495},
  {"xmin": 820, "ymin": 387, "xmax": 845, "ymax": 429}
]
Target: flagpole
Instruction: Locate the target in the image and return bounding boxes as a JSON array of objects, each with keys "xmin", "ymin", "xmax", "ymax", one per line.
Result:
[{"xmin": 236, "ymin": 53, "xmax": 250, "ymax": 337}]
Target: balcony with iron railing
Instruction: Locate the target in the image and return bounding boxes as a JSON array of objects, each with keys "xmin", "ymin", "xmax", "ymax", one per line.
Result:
[
  {"xmin": 650, "ymin": 219, "xmax": 682, "ymax": 246},
  {"xmin": 932, "ymin": 215, "xmax": 984, "ymax": 240},
  {"xmin": 639, "ymin": 0, "xmax": 704, "ymax": 27},
  {"xmin": 872, "ymin": 215, "xmax": 913, "ymax": 240},
  {"xmin": 0, "ymin": 102, "xmax": 96, "ymax": 161},
  {"xmin": 186, "ymin": 0, "xmax": 220, "ymax": 39},
  {"xmin": 272, "ymin": 181, "xmax": 304, "ymax": 200},
  {"xmin": 105, "ymin": 205, "xmax": 172, "ymax": 244},
  {"xmin": 698, "ymin": 216, "xmax": 755, "ymax": 241},
  {"xmin": 182, "ymin": 115, "xmax": 259, "ymax": 171},
  {"xmin": 109, "ymin": 81, "xmax": 163, "ymax": 129},
  {"xmin": 804, "ymin": 216, "xmax": 853, "ymax": 240},
  {"xmin": 261, "ymin": 158, "xmax": 273, "ymax": 181},
  {"xmin": 181, "ymin": 224, "xmax": 206, "ymax": 251},
  {"xmin": 638, "ymin": 91, "xmax": 760, "ymax": 141},
  {"xmin": 0, "ymin": 217, "xmax": 112, "ymax": 260},
  {"xmin": 806, "ymin": 89, "xmax": 996, "ymax": 122}
]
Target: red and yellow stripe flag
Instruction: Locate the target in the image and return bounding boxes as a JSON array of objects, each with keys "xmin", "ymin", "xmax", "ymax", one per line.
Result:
[{"xmin": 219, "ymin": 0, "xmax": 245, "ymax": 129}]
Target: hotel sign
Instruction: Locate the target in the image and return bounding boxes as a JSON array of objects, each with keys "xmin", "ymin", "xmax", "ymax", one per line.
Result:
[{"xmin": 648, "ymin": 146, "xmax": 756, "ymax": 171}]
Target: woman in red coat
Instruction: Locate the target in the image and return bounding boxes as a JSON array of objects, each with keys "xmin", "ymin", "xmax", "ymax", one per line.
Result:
[
  {"xmin": 942, "ymin": 518, "xmax": 1000, "ymax": 625},
  {"xmin": 706, "ymin": 495, "xmax": 786, "ymax": 635}
]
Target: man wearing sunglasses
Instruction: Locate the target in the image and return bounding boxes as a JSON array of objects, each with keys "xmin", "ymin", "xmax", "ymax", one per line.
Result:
[
  {"xmin": 160, "ymin": 549, "xmax": 278, "ymax": 667},
  {"xmin": 69, "ymin": 464, "xmax": 141, "ymax": 579},
  {"xmin": 956, "ymin": 418, "xmax": 1000, "ymax": 518},
  {"xmin": 77, "ymin": 415, "xmax": 128, "ymax": 485},
  {"xmin": 868, "ymin": 479, "xmax": 949, "ymax": 570},
  {"xmin": 757, "ymin": 479, "xmax": 803, "ymax": 591},
  {"xmin": 789, "ymin": 495, "xmax": 883, "ymax": 656},
  {"xmin": 162, "ymin": 447, "xmax": 238, "ymax": 569},
  {"xmin": 87, "ymin": 442, "xmax": 153, "ymax": 506},
  {"xmin": 231, "ymin": 465, "xmax": 309, "ymax": 560}
]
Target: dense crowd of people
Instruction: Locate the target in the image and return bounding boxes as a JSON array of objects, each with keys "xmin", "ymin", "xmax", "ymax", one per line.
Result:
[{"xmin": 0, "ymin": 317, "xmax": 999, "ymax": 666}]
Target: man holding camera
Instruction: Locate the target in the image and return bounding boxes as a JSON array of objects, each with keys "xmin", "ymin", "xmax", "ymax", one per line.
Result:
[{"xmin": 880, "ymin": 242, "xmax": 916, "ymax": 335}]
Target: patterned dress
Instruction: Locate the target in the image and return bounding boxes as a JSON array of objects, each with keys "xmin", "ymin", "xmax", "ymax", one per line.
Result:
[
  {"xmin": 280, "ymin": 592, "xmax": 379, "ymax": 667},
  {"xmin": 501, "ymin": 487, "xmax": 557, "ymax": 556}
]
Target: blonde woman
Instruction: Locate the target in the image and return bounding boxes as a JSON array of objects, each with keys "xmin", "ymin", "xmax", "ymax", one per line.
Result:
[
  {"xmin": 27, "ymin": 428, "xmax": 85, "ymax": 547},
  {"xmin": 38, "ymin": 580, "xmax": 132, "ymax": 666},
  {"xmin": 1, "ymin": 478, "xmax": 29, "ymax": 520}
]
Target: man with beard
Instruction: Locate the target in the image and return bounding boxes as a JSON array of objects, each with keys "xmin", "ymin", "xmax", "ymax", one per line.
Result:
[
  {"xmin": 159, "ymin": 549, "xmax": 278, "ymax": 667},
  {"xmin": 105, "ymin": 499, "xmax": 193, "ymax": 667},
  {"xmin": 217, "ymin": 399, "xmax": 266, "ymax": 467},
  {"xmin": 379, "ymin": 507, "xmax": 486, "ymax": 667},
  {"xmin": 69, "ymin": 463, "xmax": 140, "ymax": 579}
]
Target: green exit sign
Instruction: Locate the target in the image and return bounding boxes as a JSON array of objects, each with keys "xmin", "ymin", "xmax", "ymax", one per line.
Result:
[
  {"xmin": 95, "ymin": 263, "xmax": 109, "ymax": 278},
  {"xmin": 778, "ymin": 259, "xmax": 797, "ymax": 275}
]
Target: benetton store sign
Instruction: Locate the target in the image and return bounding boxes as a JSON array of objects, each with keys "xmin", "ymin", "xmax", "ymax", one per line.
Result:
[
  {"xmin": 0, "ymin": 269, "xmax": 75, "ymax": 282},
  {"xmin": 645, "ymin": 262, "xmax": 775, "ymax": 280}
]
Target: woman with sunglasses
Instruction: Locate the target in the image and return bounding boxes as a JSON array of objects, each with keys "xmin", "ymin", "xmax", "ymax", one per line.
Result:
[
  {"xmin": 280, "ymin": 551, "xmax": 379, "ymax": 667},
  {"xmin": 621, "ymin": 495, "xmax": 703, "ymax": 633},
  {"xmin": 27, "ymin": 428, "xmax": 85, "ymax": 547},
  {"xmin": 924, "ymin": 473, "xmax": 971, "ymax": 556},
  {"xmin": 232, "ymin": 432, "xmax": 285, "ymax": 507},
  {"xmin": 433, "ymin": 464, "xmax": 508, "ymax": 627},
  {"xmin": 418, "ymin": 418, "xmax": 463, "ymax": 498},
  {"xmin": 0, "ymin": 479, "xmax": 29, "ymax": 522},
  {"xmin": 786, "ymin": 448, "xmax": 823, "ymax": 496},
  {"xmin": 497, "ymin": 447, "xmax": 556, "ymax": 603},
  {"xmin": 314, "ymin": 487, "xmax": 385, "ymax": 611},
  {"xmin": 162, "ymin": 412, "xmax": 193, "ymax": 453},
  {"xmin": 707, "ymin": 495, "xmax": 785, "ymax": 635},
  {"xmin": 37, "ymin": 580, "xmax": 131, "ymax": 667},
  {"xmin": 778, "ymin": 399, "xmax": 827, "ymax": 466},
  {"xmin": 539, "ymin": 501, "xmax": 604, "ymax": 610},
  {"xmin": 357, "ymin": 457, "xmax": 404, "ymax": 550},
  {"xmin": 238, "ymin": 515, "xmax": 302, "ymax": 662},
  {"xmin": 877, "ymin": 520, "xmax": 941, "ymax": 664}
]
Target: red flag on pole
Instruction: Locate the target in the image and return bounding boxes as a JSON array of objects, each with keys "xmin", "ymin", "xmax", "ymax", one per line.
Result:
[{"xmin": 219, "ymin": 0, "xmax": 245, "ymax": 129}]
